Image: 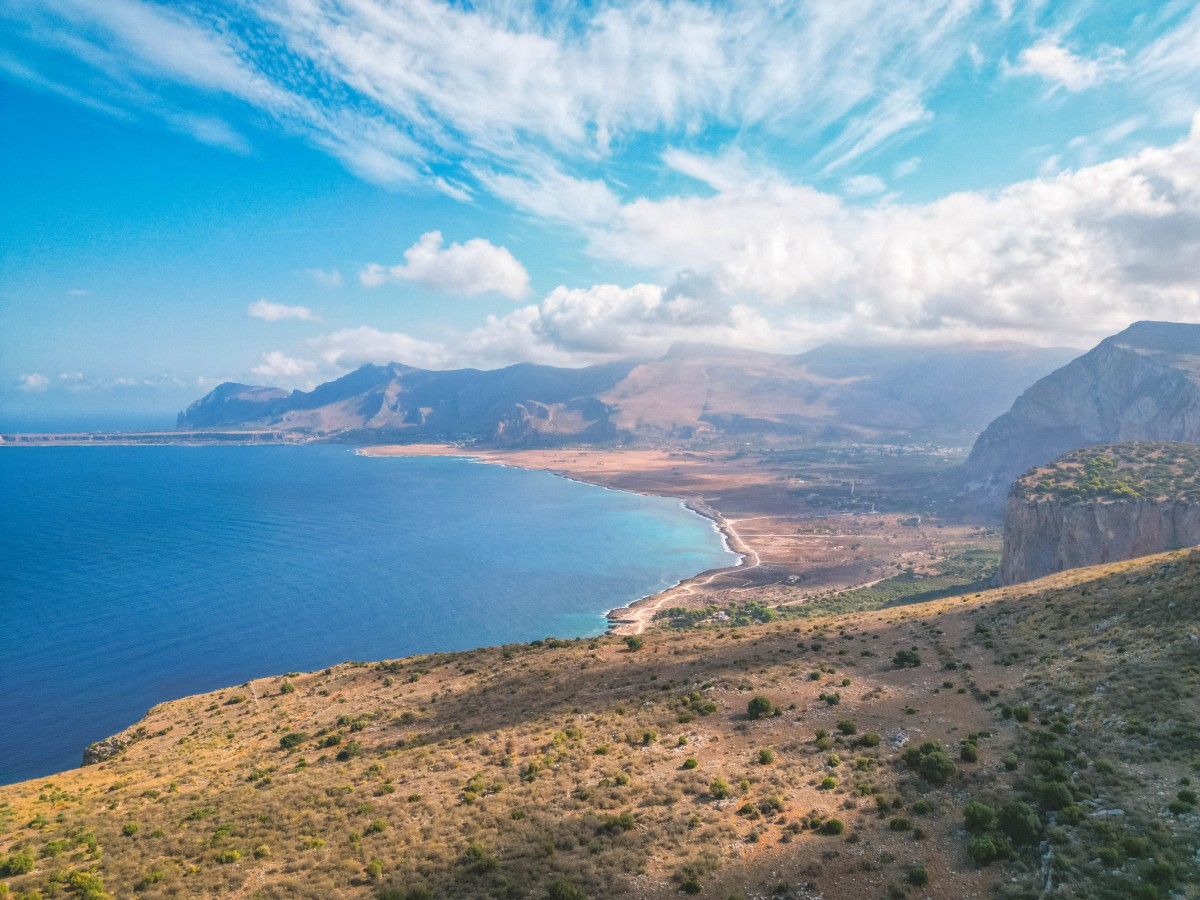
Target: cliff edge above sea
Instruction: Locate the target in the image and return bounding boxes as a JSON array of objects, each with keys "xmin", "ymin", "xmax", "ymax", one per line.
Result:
[{"xmin": 1000, "ymin": 442, "xmax": 1200, "ymax": 584}]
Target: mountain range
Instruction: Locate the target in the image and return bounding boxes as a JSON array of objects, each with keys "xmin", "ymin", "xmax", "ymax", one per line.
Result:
[{"xmin": 178, "ymin": 342, "xmax": 1080, "ymax": 446}]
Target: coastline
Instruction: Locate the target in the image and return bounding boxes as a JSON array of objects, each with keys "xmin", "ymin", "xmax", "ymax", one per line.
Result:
[{"xmin": 357, "ymin": 444, "xmax": 757, "ymax": 635}]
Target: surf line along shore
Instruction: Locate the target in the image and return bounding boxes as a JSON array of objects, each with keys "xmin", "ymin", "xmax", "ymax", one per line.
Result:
[{"xmin": 356, "ymin": 444, "xmax": 761, "ymax": 636}]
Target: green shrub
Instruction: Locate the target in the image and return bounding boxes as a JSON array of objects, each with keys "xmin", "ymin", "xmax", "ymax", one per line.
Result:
[
  {"xmin": 709, "ymin": 778, "xmax": 731, "ymax": 800},
  {"xmin": 837, "ymin": 720, "xmax": 858, "ymax": 735},
  {"xmin": 903, "ymin": 742, "xmax": 958, "ymax": 785},
  {"xmin": 253, "ymin": 844, "xmax": 270, "ymax": 859},
  {"xmin": 337, "ymin": 740, "xmax": 363, "ymax": 761},
  {"xmin": 906, "ymin": 864, "xmax": 930, "ymax": 886},
  {"xmin": 0, "ymin": 852, "xmax": 35, "ymax": 876},
  {"xmin": 1141, "ymin": 861, "xmax": 1175, "ymax": 889},
  {"xmin": 892, "ymin": 649, "xmax": 921, "ymax": 668},
  {"xmin": 547, "ymin": 881, "xmax": 589, "ymax": 900},
  {"xmin": 758, "ymin": 748, "xmax": 775, "ymax": 765},
  {"xmin": 820, "ymin": 777, "xmax": 837, "ymax": 790},
  {"xmin": 623, "ymin": 636, "xmax": 644, "ymax": 652},
  {"xmin": 889, "ymin": 817, "xmax": 912, "ymax": 832},
  {"xmin": 747, "ymin": 696, "xmax": 773, "ymax": 719},
  {"xmin": 597, "ymin": 811, "xmax": 636, "ymax": 834},
  {"xmin": 967, "ymin": 834, "xmax": 1004, "ymax": 865},
  {"xmin": 820, "ymin": 818, "xmax": 845, "ymax": 835},
  {"xmin": 682, "ymin": 757, "xmax": 698, "ymax": 769},
  {"xmin": 855, "ymin": 731, "xmax": 881, "ymax": 748},
  {"xmin": 66, "ymin": 872, "xmax": 108, "ymax": 900},
  {"xmin": 216, "ymin": 849, "xmax": 241, "ymax": 864},
  {"xmin": 963, "ymin": 801, "xmax": 996, "ymax": 833},
  {"xmin": 960, "ymin": 742, "xmax": 978, "ymax": 763},
  {"xmin": 1121, "ymin": 836, "xmax": 1152, "ymax": 858},
  {"xmin": 122, "ymin": 822, "xmax": 139, "ymax": 837},
  {"xmin": 365, "ymin": 818, "xmax": 387, "ymax": 835},
  {"xmin": 279, "ymin": 681, "xmax": 296, "ymax": 694},
  {"xmin": 1037, "ymin": 780, "xmax": 1074, "ymax": 812},
  {"xmin": 999, "ymin": 801, "xmax": 1041, "ymax": 845},
  {"xmin": 279, "ymin": 731, "xmax": 307, "ymax": 751}
]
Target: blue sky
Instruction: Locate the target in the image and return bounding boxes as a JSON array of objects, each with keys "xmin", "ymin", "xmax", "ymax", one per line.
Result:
[{"xmin": 2, "ymin": 0, "xmax": 1199, "ymax": 426}]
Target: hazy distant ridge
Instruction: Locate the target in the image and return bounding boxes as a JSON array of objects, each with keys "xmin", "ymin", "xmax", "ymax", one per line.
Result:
[{"xmin": 179, "ymin": 343, "xmax": 1080, "ymax": 446}]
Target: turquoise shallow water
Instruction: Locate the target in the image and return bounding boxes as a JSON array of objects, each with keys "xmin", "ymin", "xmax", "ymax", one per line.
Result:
[{"xmin": 0, "ymin": 445, "xmax": 736, "ymax": 784}]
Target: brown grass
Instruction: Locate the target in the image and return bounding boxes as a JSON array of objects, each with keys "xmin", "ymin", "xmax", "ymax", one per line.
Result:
[{"xmin": 3, "ymin": 548, "xmax": 1197, "ymax": 899}]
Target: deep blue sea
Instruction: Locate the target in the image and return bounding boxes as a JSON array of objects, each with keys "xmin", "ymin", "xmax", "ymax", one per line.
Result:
[{"xmin": 0, "ymin": 445, "xmax": 736, "ymax": 785}]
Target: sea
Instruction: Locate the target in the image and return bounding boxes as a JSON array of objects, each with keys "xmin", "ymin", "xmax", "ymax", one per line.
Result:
[{"xmin": 0, "ymin": 445, "xmax": 737, "ymax": 785}]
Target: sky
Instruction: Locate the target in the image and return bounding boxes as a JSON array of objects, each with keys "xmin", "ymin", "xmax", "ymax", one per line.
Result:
[{"xmin": 1, "ymin": 0, "xmax": 1199, "ymax": 427}]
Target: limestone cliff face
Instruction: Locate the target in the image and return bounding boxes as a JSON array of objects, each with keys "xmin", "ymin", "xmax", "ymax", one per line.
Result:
[
  {"xmin": 965, "ymin": 322, "xmax": 1200, "ymax": 500},
  {"xmin": 1000, "ymin": 495, "xmax": 1200, "ymax": 584}
]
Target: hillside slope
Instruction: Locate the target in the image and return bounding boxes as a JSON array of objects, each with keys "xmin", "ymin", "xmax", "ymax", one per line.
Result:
[
  {"xmin": 3, "ymin": 551, "xmax": 1197, "ymax": 899},
  {"xmin": 964, "ymin": 321, "xmax": 1200, "ymax": 499}
]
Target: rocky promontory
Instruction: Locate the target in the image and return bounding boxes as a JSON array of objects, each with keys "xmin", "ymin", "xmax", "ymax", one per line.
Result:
[{"xmin": 1000, "ymin": 442, "xmax": 1200, "ymax": 584}]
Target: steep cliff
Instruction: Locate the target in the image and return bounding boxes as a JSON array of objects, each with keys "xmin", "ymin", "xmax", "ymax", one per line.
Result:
[
  {"xmin": 964, "ymin": 321, "xmax": 1200, "ymax": 499},
  {"xmin": 999, "ymin": 442, "xmax": 1200, "ymax": 583}
]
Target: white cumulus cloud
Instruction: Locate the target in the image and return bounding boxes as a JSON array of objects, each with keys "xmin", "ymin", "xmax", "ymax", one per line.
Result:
[
  {"xmin": 248, "ymin": 299, "xmax": 318, "ymax": 321},
  {"xmin": 252, "ymin": 351, "xmax": 317, "ymax": 379},
  {"xmin": 359, "ymin": 231, "xmax": 530, "ymax": 299},
  {"xmin": 310, "ymin": 326, "xmax": 453, "ymax": 371},
  {"xmin": 583, "ymin": 114, "xmax": 1200, "ymax": 348}
]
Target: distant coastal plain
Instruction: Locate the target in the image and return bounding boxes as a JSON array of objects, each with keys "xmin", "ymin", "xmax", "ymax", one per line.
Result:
[{"xmin": 0, "ymin": 444, "xmax": 734, "ymax": 784}]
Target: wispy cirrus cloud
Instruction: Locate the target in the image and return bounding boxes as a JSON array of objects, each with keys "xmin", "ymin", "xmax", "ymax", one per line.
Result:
[{"xmin": 0, "ymin": 0, "xmax": 1026, "ymax": 204}]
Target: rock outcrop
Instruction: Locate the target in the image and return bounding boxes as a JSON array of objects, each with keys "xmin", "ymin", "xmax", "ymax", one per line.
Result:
[
  {"xmin": 999, "ymin": 442, "xmax": 1200, "ymax": 584},
  {"xmin": 964, "ymin": 321, "xmax": 1200, "ymax": 500},
  {"xmin": 82, "ymin": 736, "xmax": 126, "ymax": 766}
]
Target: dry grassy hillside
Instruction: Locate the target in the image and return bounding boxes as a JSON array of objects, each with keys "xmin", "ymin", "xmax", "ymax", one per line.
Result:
[{"xmin": 2, "ymin": 551, "xmax": 1198, "ymax": 900}]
